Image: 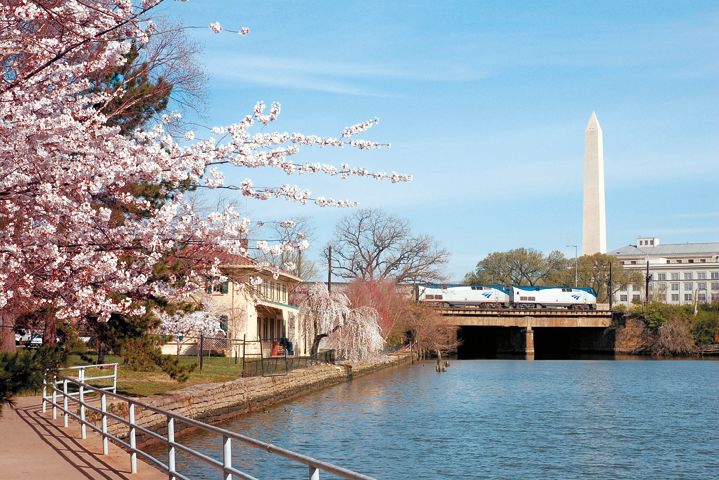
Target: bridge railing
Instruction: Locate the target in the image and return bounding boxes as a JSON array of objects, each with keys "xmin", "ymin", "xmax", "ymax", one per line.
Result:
[{"xmin": 42, "ymin": 373, "xmax": 375, "ymax": 480}]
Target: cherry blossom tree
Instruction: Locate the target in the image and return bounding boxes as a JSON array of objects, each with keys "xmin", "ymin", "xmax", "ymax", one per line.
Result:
[
  {"xmin": 300, "ymin": 284, "xmax": 384, "ymax": 360},
  {"xmin": 159, "ymin": 311, "xmax": 226, "ymax": 338},
  {"xmin": 0, "ymin": 1, "xmax": 409, "ymax": 352}
]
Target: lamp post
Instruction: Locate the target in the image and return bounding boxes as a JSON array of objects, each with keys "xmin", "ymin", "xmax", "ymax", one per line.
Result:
[{"xmin": 566, "ymin": 244, "xmax": 578, "ymax": 287}]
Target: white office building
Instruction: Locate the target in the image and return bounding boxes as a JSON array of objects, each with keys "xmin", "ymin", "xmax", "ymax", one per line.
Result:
[{"xmin": 607, "ymin": 238, "xmax": 719, "ymax": 306}]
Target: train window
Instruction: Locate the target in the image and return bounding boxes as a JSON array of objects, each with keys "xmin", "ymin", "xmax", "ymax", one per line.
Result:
[{"xmin": 435, "ymin": 295, "xmax": 443, "ymax": 300}]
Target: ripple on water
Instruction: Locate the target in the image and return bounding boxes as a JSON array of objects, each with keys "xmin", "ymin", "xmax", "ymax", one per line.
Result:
[{"xmin": 151, "ymin": 359, "xmax": 719, "ymax": 480}]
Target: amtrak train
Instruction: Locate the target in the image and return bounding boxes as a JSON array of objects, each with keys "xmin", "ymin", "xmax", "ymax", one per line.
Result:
[{"xmin": 418, "ymin": 284, "xmax": 597, "ymax": 310}]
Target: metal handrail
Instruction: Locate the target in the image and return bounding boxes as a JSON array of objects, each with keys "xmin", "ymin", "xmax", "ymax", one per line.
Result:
[
  {"xmin": 43, "ymin": 363, "xmax": 118, "ymax": 413},
  {"xmin": 43, "ymin": 374, "xmax": 376, "ymax": 480}
]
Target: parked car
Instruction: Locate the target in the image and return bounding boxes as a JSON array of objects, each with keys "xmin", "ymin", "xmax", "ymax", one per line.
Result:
[
  {"xmin": 28, "ymin": 333, "xmax": 43, "ymax": 348},
  {"xmin": 15, "ymin": 330, "xmax": 32, "ymax": 345}
]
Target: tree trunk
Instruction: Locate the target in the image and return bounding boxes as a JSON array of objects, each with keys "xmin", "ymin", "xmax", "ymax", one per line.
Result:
[
  {"xmin": 310, "ymin": 333, "xmax": 328, "ymax": 359},
  {"xmin": 310, "ymin": 325, "xmax": 342, "ymax": 359},
  {"xmin": 0, "ymin": 311, "xmax": 17, "ymax": 353},
  {"xmin": 43, "ymin": 317, "xmax": 57, "ymax": 347}
]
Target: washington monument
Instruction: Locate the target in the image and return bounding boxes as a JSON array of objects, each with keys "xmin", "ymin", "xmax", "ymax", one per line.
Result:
[{"xmin": 582, "ymin": 112, "xmax": 607, "ymax": 255}]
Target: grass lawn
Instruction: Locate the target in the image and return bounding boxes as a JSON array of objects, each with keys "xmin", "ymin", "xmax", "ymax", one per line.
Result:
[
  {"xmin": 64, "ymin": 354, "xmax": 246, "ymax": 397},
  {"xmin": 18, "ymin": 350, "xmax": 318, "ymax": 398}
]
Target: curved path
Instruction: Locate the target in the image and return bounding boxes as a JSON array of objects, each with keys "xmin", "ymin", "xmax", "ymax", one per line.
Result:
[{"xmin": 0, "ymin": 396, "xmax": 164, "ymax": 480}]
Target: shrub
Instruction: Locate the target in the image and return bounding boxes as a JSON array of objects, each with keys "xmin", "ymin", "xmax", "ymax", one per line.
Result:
[
  {"xmin": 652, "ymin": 318, "xmax": 697, "ymax": 356},
  {"xmin": 0, "ymin": 347, "xmax": 66, "ymax": 412}
]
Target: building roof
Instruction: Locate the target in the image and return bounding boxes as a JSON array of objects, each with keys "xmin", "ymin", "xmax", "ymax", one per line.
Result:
[
  {"xmin": 216, "ymin": 253, "xmax": 302, "ymax": 283},
  {"xmin": 608, "ymin": 242, "xmax": 719, "ymax": 257}
]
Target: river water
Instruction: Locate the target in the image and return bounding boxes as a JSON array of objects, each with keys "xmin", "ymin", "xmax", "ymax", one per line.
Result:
[{"xmin": 168, "ymin": 358, "xmax": 719, "ymax": 479}]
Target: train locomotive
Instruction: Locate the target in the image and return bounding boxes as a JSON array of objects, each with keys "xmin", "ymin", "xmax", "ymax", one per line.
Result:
[{"xmin": 418, "ymin": 284, "xmax": 597, "ymax": 310}]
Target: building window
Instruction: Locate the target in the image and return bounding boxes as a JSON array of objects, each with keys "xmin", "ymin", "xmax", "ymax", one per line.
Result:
[
  {"xmin": 684, "ymin": 273, "xmax": 693, "ymax": 280},
  {"xmin": 712, "ymin": 293, "xmax": 719, "ymax": 302},
  {"xmin": 684, "ymin": 294, "xmax": 693, "ymax": 301},
  {"xmin": 700, "ymin": 259, "xmax": 706, "ymax": 263},
  {"xmin": 658, "ymin": 273, "xmax": 666, "ymax": 281},
  {"xmin": 620, "ymin": 295, "xmax": 628, "ymax": 302},
  {"xmin": 688, "ymin": 259, "xmax": 694, "ymax": 263},
  {"xmin": 671, "ymin": 273, "xmax": 679, "ymax": 281},
  {"xmin": 632, "ymin": 294, "xmax": 640, "ymax": 302},
  {"xmin": 711, "ymin": 272, "xmax": 719, "ymax": 280},
  {"xmin": 698, "ymin": 294, "xmax": 707, "ymax": 303},
  {"xmin": 684, "ymin": 282, "xmax": 693, "ymax": 291},
  {"xmin": 207, "ymin": 280, "xmax": 229, "ymax": 295},
  {"xmin": 698, "ymin": 282, "xmax": 707, "ymax": 290},
  {"xmin": 712, "ymin": 283, "xmax": 719, "ymax": 291},
  {"xmin": 671, "ymin": 283, "xmax": 680, "ymax": 291},
  {"xmin": 698, "ymin": 272, "xmax": 706, "ymax": 280},
  {"xmin": 671, "ymin": 294, "xmax": 679, "ymax": 302},
  {"xmin": 631, "ymin": 260, "xmax": 637, "ymax": 265},
  {"xmin": 676, "ymin": 259, "xmax": 682, "ymax": 264}
]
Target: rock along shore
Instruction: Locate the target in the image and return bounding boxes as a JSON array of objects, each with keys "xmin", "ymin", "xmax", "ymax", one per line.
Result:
[{"xmin": 106, "ymin": 352, "xmax": 412, "ymax": 446}]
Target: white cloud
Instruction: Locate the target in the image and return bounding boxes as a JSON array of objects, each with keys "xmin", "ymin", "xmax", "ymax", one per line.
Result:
[{"xmin": 202, "ymin": 53, "xmax": 487, "ymax": 96}]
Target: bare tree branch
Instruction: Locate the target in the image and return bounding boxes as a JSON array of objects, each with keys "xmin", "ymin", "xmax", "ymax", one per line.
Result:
[{"xmin": 328, "ymin": 209, "xmax": 448, "ymax": 284}]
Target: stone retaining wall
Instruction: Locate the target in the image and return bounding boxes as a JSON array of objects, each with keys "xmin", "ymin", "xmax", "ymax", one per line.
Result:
[{"xmin": 106, "ymin": 353, "xmax": 411, "ymax": 446}]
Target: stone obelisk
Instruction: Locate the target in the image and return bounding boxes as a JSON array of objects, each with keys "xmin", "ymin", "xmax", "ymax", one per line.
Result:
[{"xmin": 582, "ymin": 112, "xmax": 606, "ymax": 255}]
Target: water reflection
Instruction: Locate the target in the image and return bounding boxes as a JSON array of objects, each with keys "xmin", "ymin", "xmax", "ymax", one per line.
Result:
[{"xmin": 153, "ymin": 359, "xmax": 719, "ymax": 479}]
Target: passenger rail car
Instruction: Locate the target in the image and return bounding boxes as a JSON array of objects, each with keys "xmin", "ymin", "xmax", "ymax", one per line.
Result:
[
  {"xmin": 419, "ymin": 284, "xmax": 597, "ymax": 310},
  {"xmin": 509, "ymin": 286, "xmax": 596, "ymax": 310},
  {"xmin": 419, "ymin": 285, "xmax": 510, "ymax": 308}
]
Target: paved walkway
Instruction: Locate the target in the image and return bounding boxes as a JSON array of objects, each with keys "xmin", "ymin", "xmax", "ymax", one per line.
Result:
[{"xmin": 0, "ymin": 396, "xmax": 165, "ymax": 480}]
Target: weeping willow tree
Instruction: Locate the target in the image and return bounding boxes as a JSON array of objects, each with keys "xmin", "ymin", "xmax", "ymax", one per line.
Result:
[{"xmin": 300, "ymin": 284, "xmax": 383, "ymax": 361}]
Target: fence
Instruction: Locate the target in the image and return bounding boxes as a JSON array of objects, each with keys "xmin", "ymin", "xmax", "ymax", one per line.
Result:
[
  {"xmin": 160, "ymin": 334, "xmax": 335, "ymax": 377},
  {"xmin": 42, "ymin": 373, "xmax": 376, "ymax": 480}
]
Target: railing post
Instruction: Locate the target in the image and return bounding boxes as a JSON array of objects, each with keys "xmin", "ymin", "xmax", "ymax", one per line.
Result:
[
  {"xmin": 42, "ymin": 377, "xmax": 47, "ymax": 413},
  {"xmin": 223, "ymin": 435, "xmax": 232, "ymax": 480},
  {"xmin": 309, "ymin": 465, "xmax": 319, "ymax": 480},
  {"xmin": 63, "ymin": 378, "xmax": 69, "ymax": 427},
  {"xmin": 51, "ymin": 375, "xmax": 57, "ymax": 420},
  {"xmin": 79, "ymin": 369, "xmax": 86, "ymax": 439},
  {"xmin": 129, "ymin": 402, "xmax": 137, "ymax": 474},
  {"xmin": 101, "ymin": 393, "xmax": 108, "ymax": 455},
  {"xmin": 167, "ymin": 415, "xmax": 176, "ymax": 480},
  {"xmin": 112, "ymin": 363, "xmax": 118, "ymax": 394}
]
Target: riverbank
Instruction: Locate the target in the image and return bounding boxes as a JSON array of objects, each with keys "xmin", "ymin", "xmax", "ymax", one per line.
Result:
[{"xmin": 106, "ymin": 352, "xmax": 412, "ymax": 446}]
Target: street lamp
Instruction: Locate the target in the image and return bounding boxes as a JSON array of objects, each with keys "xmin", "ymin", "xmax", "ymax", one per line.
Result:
[{"xmin": 566, "ymin": 244, "xmax": 578, "ymax": 287}]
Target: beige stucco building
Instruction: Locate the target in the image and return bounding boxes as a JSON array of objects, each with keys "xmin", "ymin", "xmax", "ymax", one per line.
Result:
[
  {"xmin": 164, "ymin": 255, "xmax": 308, "ymax": 357},
  {"xmin": 608, "ymin": 237, "xmax": 719, "ymax": 306}
]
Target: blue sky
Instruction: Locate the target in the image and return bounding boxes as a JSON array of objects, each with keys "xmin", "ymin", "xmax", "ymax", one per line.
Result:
[{"xmin": 161, "ymin": 1, "xmax": 719, "ymax": 280}]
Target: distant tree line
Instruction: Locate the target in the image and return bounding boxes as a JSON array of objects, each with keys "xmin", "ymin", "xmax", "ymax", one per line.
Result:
[{"xmin": 465, "ymin": 248, "xmax": 642, "ymax": 303}]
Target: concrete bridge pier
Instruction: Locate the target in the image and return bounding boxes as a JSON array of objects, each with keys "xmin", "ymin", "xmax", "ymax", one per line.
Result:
[{"xmin": 524, "ymin": 326, "xmax": 535, "ymax": 358}]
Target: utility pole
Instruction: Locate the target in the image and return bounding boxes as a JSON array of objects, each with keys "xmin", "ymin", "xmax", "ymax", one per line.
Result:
[
  {"xmin": 566, "ymin": 244, "xmax": 578, "ymax": 287},
  {"xmin": 645, "ymin": 260, "xmax": 652, "ymax": 306},
  {"xmin": 608, "ymin": 261, "xmax": 613, "ymax": 310},
  {"xmin": 327, "ymin": 245, "xmax": 332, "ymax": 293}
]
